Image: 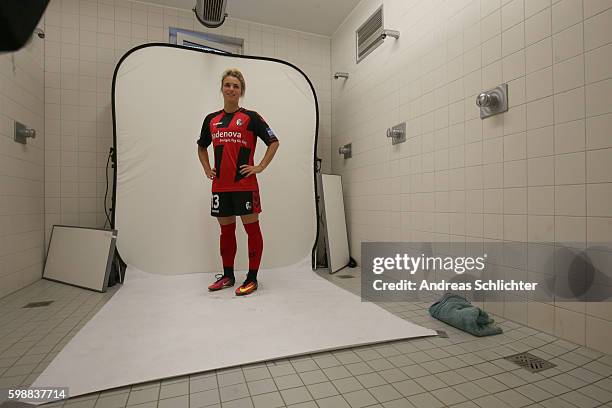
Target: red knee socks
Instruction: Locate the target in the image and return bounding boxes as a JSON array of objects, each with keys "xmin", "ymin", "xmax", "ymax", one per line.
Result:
[
  {"xmin": 243, "ymin": 221, "xmax": 263, "ymax": 278},
  {"xmin": 220, "ymin": 222, "xmax": 237, "ymax": 276}
]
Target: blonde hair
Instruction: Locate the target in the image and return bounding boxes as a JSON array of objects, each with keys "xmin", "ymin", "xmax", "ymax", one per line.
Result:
[{"xmin": 221, "ymin": 68, "xmax": 246, "ymax": 96}]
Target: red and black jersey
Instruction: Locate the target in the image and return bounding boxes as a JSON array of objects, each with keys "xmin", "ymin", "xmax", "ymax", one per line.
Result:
[{"xmin": 197, "ymin": 108, "xmax": 278, "ymax": 192}]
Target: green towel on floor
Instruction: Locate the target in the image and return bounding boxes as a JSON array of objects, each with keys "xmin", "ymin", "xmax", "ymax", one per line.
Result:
[{"xmin": 429, "ymin": 293, "xmax": 502, "ymax": 337}]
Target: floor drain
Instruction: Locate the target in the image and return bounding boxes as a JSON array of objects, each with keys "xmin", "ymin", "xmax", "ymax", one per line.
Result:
[
  {"xmin": 23, "ymin": 301, "xmax": 54, "ymax": 308},
  {"xmin": 436, "ymin": 330, "xmax": 448, "ymax": 338},
  {"xmin": 504, "ymin": 352, "xmax": 556, "ymax": 373},
  {"xmin": 336, "ymin": 275, "xmax": 355, "ymax": 279}
]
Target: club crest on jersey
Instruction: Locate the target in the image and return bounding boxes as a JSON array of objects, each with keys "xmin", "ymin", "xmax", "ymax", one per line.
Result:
[
  {"xmin": 246, "ymin": 202, "xmax": 252, "ymax": 210},
  {"xmin": 267, "ymin": 128, "xmax": 275, "ymax": 137},
  {"xmin": 236, "ymin": 119, "xmax": 243, "ymax": 126}
]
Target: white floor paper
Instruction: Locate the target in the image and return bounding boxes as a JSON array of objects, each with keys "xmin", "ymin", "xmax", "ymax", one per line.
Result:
[{"xmin": 30, "ymin": 257, "xmax": 436, "ymax": 401}]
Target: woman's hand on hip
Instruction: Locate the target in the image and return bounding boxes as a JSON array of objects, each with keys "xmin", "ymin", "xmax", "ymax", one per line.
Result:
[
  {"xmin": 239, "ymin": 164, "xmax": 263, "ymax": 177},
  {"xmin": 205, "ymin": 168, "xmax": 216, "ymax": 180}
]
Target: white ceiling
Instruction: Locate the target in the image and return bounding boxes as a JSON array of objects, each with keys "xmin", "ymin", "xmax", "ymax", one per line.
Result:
[{"xmin": 141, "ymin": 0, "xmax": 361, "ymax": 36}]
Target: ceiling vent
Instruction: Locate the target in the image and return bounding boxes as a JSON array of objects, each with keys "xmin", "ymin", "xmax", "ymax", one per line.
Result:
[
  {"xmin": 356, "ymin": 6, "xmax": 383, "ymax": 63},
  {"xmin": 193, "ymin": 0, "xmax": 228, "ymax": 28}
]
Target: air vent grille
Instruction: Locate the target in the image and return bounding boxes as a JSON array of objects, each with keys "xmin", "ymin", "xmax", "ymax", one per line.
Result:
[
  {"xmin": 194, "ymin": 0, "xmax": 228, "ymax": 27},
  {"xmin": 204, "ymin": 0, "xmax": 223, "ymax": 21},
  {"xmin": 356, "ymin": 7, "xmax": 384, "ymax": 63}
]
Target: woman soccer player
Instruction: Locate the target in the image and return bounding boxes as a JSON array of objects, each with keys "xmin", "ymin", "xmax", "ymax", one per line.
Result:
[{"xmin": 197, "ymin": 68, "xmax": 279, "ymax": 296}]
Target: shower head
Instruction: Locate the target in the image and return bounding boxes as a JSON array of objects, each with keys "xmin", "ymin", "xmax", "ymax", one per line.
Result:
[{"xmin": 193, "ymin": 0, "xmax": 228, "ymax": 28}]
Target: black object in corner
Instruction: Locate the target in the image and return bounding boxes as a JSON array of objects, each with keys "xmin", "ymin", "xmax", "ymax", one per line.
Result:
[
  {"xmin": 0, "ymin": 1, "xmax": 50, "ymax": 52},
  {"xmin": 108, "ymin": 250, "xmax": 127, "ymax": 287}
]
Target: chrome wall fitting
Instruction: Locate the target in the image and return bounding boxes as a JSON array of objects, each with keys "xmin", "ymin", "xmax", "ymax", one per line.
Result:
[
  {"xmin": 14, "ymin": 121, "xmax": 36, "ymax": 144},
  {"xmin": 381, "ymin": 29, "xmax": 400, "ymax": 39},
  {"xmin": 387, "ymin": 122, "xmax": 406, "ymax": 145},
  {"xmin": 476, "ymin": 83, "xmax": 508, "ymax": 119},
  {"xmin": 338, "ymin": 144, "xmax": 352, "ymax": 159},
  {"xmin": 333, "ymin": 72, "xmax": 349, "ymax": 80}
]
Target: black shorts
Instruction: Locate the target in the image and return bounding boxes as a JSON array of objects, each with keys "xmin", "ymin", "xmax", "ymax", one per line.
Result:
[{"xmin": 210, "ymin": 191, "xmax": 262, "ymax": 217}]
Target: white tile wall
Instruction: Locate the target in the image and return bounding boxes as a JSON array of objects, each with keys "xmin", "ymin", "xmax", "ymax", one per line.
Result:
[
  {"xmin": 43, "ymin": 0, "xmax": 331, "ymax": 242},
  {"xmin": 332, "ymin": 0, "xmax": 612, "ymax": 353},
  {"xmin": 0, "ymin": 29, "xmax": 46, "ymax": 297}
]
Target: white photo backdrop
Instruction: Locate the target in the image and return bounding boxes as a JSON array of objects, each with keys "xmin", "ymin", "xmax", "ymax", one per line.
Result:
[{"xmin": 112, "ymin": 45, "xmax": 318, "ymax": 275}]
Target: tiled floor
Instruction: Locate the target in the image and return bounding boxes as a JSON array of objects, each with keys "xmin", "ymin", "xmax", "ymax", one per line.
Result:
[{"xmin": 1, "ymin": 270, "xmax": 612, "ymax": 408}]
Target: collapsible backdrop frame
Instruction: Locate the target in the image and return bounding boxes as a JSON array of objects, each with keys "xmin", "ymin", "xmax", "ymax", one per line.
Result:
[{"xmin": 110, "ymin": 44, "xmax": 322, "ymax": 273}]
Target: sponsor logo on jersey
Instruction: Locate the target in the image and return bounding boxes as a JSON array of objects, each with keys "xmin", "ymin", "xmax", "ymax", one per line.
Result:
[
  {"xmin": 212, "ymin": 131, "xmax": 242, "ymax": 139},
  {"xmin": 236, "ymin": 119, "xmax": 243, "ymax": 126},
  {"xmin": 266, "ymin": 128, "xmax": 275, "ymax": 138}
]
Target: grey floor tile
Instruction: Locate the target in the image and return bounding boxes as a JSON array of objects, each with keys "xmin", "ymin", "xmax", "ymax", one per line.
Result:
[
  {"xmin": 366, "ymin": 359, "xmax": 394, "ymax": 372},
  {"xmin": 64, "ymin": 398, "xmax": 98, "ymax": 408},
  {"xmin": 580, "ymin": 384, "xmax": 612, "ymax": 403},
  {"xmin": 322, "ymin": 366, "xmax": 352, "ymax": 381},
  {"xmin": 190, "ymin": 376, "xmax": 218, "ymax": 393},
  {"xmin": 2, "ymin": 363, "xmax": 37, "ymax": 377},
  {"xmin": 514, "ymin": 383, "xmax": 553, "ymax": 402},
  {"xmin": 332, "ymin": 377, "xmax": 364, "ymax": 394},
  {"xmin": 473, "ymin": 377, "xmax": 508, "ymax": 394},
  {"xmin": 434, "ymin": 371, "xmax": 466, "ymax": 387},
  {"xmin": 560, "ymin": 391, "xmax": 600, "ymax": 408},
  {"xmin": 420, "ymin": 360, "xmax": 449, "ymax": 374},
  {"xmin": 218, "ymin": 371, "xmax": 246, "ymax": 388},
  {"xmin": 430, "ymin": 387, "xmax": 467, "ymax": 406},
  {"xmin": 452, "ymin": 381, "xmax": 489, "ymax": 400},
  {"xmin": 127, "ymin": 387, "xmax": 159, "ymax": 406},
  {"xmin": 243, "ymin": 367, "xmax": 270, "ymax": 382},
  {"xmin": 406, "ymin": 392, "xmax": 444, "ymax": 408},
  {"xmin": 124, "ymin": 402, "xmax": 156, "ymax": 408},
  {"xmin": 333, "ymin": 351, "xmax": 362, "ymax": 365},
  {"xmin": 378, "ymin": 368, "xmax": 409, "ymax": 383},
  {"xmin": 251, "ymin": 391, "xmax": 284, "ymax": 408},
  {"xmin": 316, "ymin": 395, "xmax": 350, "ymax": 408},
  {"xmin": 160, "ymin": 381, "xmax": 189, "ymax": 399},
  {"xmin": 449, "ymin": 402, "xmax": 479, "ymax": 408},
  {"xmin": 190, "ymin": 389, "xmax": 220, "ymax": 407},
  {"xmin": 391, "ymin": 379, "xmax": 426, "ymax": 397},
  {"xmin": 219, "ymin": 383, "xmax": 249, "ymax": 403},
  {"xmin": 538, "ymin": 396, "xmax": 578, "ymax": 408},
  {"xmin": 399, "ymin": 364, "xmax": 430, "ymax": 378},
  {"xmin": 247, "ymin": 378, "xmax": 277, "ymax": 396},
  {"xmin": 552, "ymin": 373, "xmax": 588, "ymax": 390},
  {"xmin": 494, "ymin": 389, "xmax": 533, "ymax": 408},
  {"xmin": 493, "ymin": 372, "xmax": 528, "ymax": 388},
  {"xmin": 286, "ymin": 402, "xmax": 316, "ymax": 408},
  {"xmin": 290, "ymin": 360, "xmax": 318, "ymax": 373},
  {"xmin": 297, "ymin": 369, "xmax": 327, "ymax": 385},
  {"xmin": 279, "ymin": 386, "xmax": 311, "ymax": 405},
  {"xmin": 268, "ymin": 365, "xmax": 296, "ymax": 378},
  {"xmin": 312, "ymin": 355, "xmax": 341, "ymax": 369},
  {"xmin": 345, "ymin": 362, "xmax": 374, "ymax": 376},
  {"xmin": 342, "ymin": 389, "xmax": 377, "ymax": 408},
  {"xmin": 367, "ymin": 384, "xmax": 402, "ymax": 403},
  {"xmin": 94, "ymin": 392, "xmax": 129, "ymax": 408},
  {"xmin": 355, "ymin": 372, "xmax": 386, "ymax": 388},
  {"xmin": 472, "ymin": 394, "xmax": 513, "ymax": 408},
  {"xmin": 305, "ymin": 382, "xmax": 338, "ymax": 399},
  {"xmin": 381, "ymin": 398, "xmax": 416, "ymax": 408},
  {"xmin": 158, "ymin": 395, "xmax": 189, "ymax": 408},
  {"xmin": 274, "ymin": 374, "xmax": 303, "ymax": 390},
  {"xmin": 414, "ymin": 374, "xmax": 448, "ymax": 391},
  {"xmin": 220, "ymin": 397, "xmax": 253, "ymax": 408}
]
